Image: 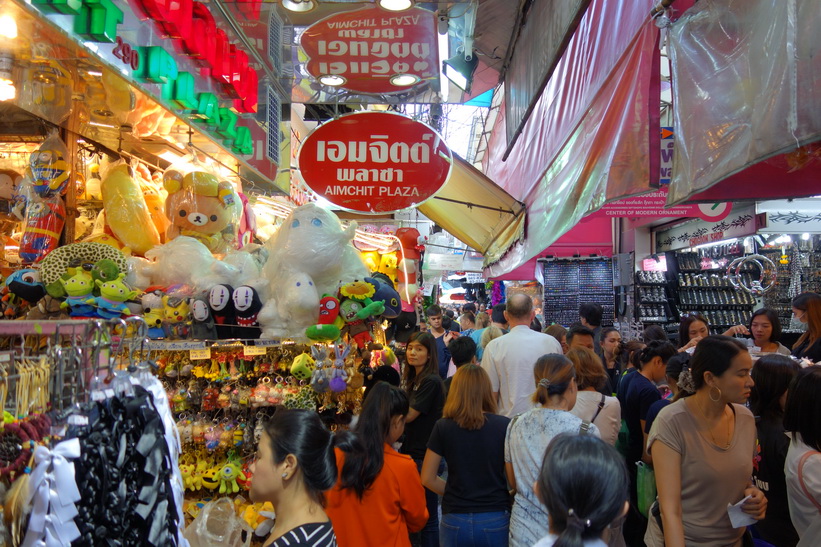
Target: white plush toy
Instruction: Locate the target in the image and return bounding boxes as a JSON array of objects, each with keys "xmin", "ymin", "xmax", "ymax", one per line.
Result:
[{"xmin": 259, "ymin": 203, "xmax": 367, "ymax": 338}]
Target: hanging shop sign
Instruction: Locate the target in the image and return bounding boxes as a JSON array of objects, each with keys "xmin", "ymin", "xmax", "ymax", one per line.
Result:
[
  {"xmin": 300, "ymin": 6, "xmax": 438, "ymax": 95},
  {"xmin": 592, "ymin": 186, "xmax": 732, "ymax": 221},
  {"xmin": 655, "ymin": 205, "xmax": 761, "ymax": 252},
  {"xmin": 298, "ymin": 112, "xmax": 453, "ymax": 214}
]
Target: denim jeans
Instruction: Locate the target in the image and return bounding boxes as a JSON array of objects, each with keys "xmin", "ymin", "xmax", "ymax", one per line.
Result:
[
  {"xmin": 411, "ymin": 458, "xmax": 443, "ymax": 547},
  {"xmin": 440, "ymin": 511, "xmax": 510, "ymax": 547}
]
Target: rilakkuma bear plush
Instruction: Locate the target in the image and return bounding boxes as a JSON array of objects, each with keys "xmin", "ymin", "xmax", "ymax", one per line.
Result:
[{"xmin": 163, "ymin": 168, "xmax": 240, "ymax": 253}]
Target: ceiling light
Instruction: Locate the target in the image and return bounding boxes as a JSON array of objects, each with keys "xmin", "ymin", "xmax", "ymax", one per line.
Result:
[
  {"xmin": 282, "ymin": 0, "xmax": 315, "ymax": 12},
  {"xmin": 0, "ymin": 52, "xmax": 14, "ymax": 102},
  {"xmin": 319, "ymin": 74, "xmax": 346, "ymax": 86},
  {"xmin": 378, "ymin": 0, "xmax": 413, "ymax": 11},
  {"xmin": 442, "ymin": 52, "xmax": 478, "ymax": 93},
  {"xmin": 390, "ymin": 74, "xmax": 420, "ymax": 87},
  {"xmin": 0, "ymin": 14, "xmax": 16, "ymax": 39},
  {"xmin": 802, "ymin": 233, "xmax": 811, "ymax": 241}
]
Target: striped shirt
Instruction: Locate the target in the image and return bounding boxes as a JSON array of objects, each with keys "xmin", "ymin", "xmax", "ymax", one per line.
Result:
[{"xmin": 268, "ymin": 522, "xmax": 336, "ymax": 547}]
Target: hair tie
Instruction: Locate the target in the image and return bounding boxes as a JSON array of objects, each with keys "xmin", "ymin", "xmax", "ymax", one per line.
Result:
[
  {"xmin": 538, "ymin": 378, "xmax": 551, "ymax": 389},
  {"xmin": 567, "ymin": 508, "xmax": 591, "ymax": 530},
  {"xmin": 677, "ymin": 368, "xmax": 696, "ymax": 394}
]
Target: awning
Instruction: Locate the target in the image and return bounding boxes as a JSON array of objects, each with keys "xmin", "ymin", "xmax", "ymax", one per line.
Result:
[{"xmin": 417, "ymin": 156, "xmax": 526, "ymax": 264}]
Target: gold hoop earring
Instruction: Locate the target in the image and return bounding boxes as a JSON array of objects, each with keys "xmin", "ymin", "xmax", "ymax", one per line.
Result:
[{"xmin": 709, "ymin": 386, "xmax": 721, "ymax": 402}]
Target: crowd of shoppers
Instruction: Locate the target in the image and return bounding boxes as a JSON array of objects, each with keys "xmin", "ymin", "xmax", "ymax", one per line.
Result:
[{"xmin": 246, "ymin": 292, "xmax": 821, "ymax": 547}]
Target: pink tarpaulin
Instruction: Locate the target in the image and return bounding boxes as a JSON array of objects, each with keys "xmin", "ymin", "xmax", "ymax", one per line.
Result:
[{"xmin": 483, "ymin": 0, "xmax": 660, "ymax": 277}]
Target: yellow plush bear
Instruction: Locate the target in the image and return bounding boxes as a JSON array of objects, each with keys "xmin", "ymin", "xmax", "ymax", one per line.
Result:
[{"xmin": 378, "ymin": 252, "xmax": 399, "ymax": 285}]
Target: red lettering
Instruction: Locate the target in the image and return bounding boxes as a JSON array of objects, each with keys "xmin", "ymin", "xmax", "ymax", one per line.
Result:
[
  {"xmin": 233, "ymin": 66, "xmax": 257, "ymax": 113},
  {"xmin": 211, "ymin": 29, "xmax": 231, "ymax": 82},
  {"xmin": 187, "ymin": 2, "xmax": 215, "ymax": 64},
  {"xmin": 236, "ymin": 0, "xmax": 261, "ymax": 20}
]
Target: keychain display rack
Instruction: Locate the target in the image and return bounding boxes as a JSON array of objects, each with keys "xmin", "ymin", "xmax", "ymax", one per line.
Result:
[{"xmin": 542, "ymin": 258, "xmax": 615, "ymax": 327}]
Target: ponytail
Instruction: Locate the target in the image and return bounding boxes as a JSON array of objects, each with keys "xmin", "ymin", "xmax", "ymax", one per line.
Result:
[
  {"xmin": 537, "ymin": 435, "xmax": 628, "ymax": 547},
  {"xmin": 532, "ymin": 354, "xmax": 575, "ymax": 405},
  {"xmin": 264, "ymin": 408, "xmax": 362, "ymax": 506},
  {"xmin": 341, "ymin": 382, "xmax": 409, "ymax": 499}
]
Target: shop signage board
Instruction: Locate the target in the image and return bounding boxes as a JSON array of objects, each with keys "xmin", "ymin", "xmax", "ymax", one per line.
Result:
[
  {"xmin": 298, "ymin": 112, "xmax": 453, "ymax": 213},
  {"xmin": 300, "ymin": 6, "xmax": 439, "ymax": 95},
  {"xmin": 28, "ymin": 0, "xmax": 264, "ymax": 159},
  {"xmin": 655, "ymin": 205, "xmax": 761, "ymax": 252}
]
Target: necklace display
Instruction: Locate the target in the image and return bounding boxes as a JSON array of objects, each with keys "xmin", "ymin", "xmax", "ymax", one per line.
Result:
[{"xmin": 695, "ymin": 397, "xmax": 731, "ymax": 449}]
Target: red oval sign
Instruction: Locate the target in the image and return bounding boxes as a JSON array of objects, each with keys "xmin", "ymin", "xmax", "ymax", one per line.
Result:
[
  {"xmin": 300, "ymin": 6, "xmax": 439, "ymax": 95},
  {"xmin": 298, "ymin": 112, "xmax": 453, "ymax": 214}
]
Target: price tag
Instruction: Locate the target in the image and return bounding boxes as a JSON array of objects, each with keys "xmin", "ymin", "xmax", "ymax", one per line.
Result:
[
  {"xmin": 190, "ymin": 348, "xmax": 212, "ymax": 360},
  {"xmin": 243, "ymin": 345, "xmax": 266, "ymax": 357}
]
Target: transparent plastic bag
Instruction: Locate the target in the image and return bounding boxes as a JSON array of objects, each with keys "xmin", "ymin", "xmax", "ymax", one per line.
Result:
[
  {"xmin": 101, "ymin": 160, "xmax": 162, "ymax": 255},
  {"xmin": 19, "ymin": 195, "xmax": 65, "ymax": 264},
  {"xmin": 29, "ymin": 131, "xmax": 70, "ymax": 198},
  {"xmin": 183, "ymin": 498, "xmax": 251, "ymax": 547}
]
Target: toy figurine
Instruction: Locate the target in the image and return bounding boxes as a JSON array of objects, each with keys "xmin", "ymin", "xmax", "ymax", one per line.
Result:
[
  {"xmin": 218, "ymin": 462, "xmax": 246, "ymax": 494},
  {"xmin": 329, "ymin": 344, "xmax": 350, "ymax": 393},
  {"xmin": 141, "ymin": 291, "xmax": 166, "ymax": 339},
  {"xmin": 208, "ymin": 284, "xmax": 236, "ymax": 339},
  {"xmin": 339, "ymin": 280, "xmax": 385, "ymax": 319},
  {"xmin": 310, "ymin": 345, "xmax": 331, "ymax": 393},
  {"xmin": 58, "ymin": 267, "xmax": 96, "ymax": 317},
  {"xmin": 162, "ymin": 295, "xmax": 191, "ymax": 339},
  {"xmin": 306, "ymin": 295, "xmax": 341, "ymax": 342},
  {"xmin": 85, "ymin": 273, "xmax": 138, "ymax": 319},
  {"xmin": 233, "ymin": 285, "xmax": 262, "ymax": 339},
  {"xmin": 190, "ymin": 295, "xmax": 218, "ymax": 340}
]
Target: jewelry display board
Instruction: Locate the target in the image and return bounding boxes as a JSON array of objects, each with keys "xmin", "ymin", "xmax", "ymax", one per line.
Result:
[{"xmin": 542, "ymin": 258, "xmax": 615, "ymax": 327}]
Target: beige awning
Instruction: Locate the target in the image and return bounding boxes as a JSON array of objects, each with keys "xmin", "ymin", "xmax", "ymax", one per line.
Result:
[{"xmin": 418, "ymin": 156, "xmax": 526, "ymax": 265}]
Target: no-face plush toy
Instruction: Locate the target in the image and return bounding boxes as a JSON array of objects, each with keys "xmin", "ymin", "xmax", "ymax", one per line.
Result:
[
  {"xmin": 191, "ymin": 296, "xmax": 218, "ymax": 340},
  {"xmin": 208, "ymin": 284, "xmax": 235, "ymax": 339},
  {"xmin": 233, "ymin": 285, "xmax": 262, "ymax": 339}
]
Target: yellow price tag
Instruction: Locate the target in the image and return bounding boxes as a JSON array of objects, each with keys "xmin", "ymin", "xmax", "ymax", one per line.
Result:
[
  {"xmin": 190, "ymin": 348, "xmax": 212, "ymax": 360},
  {"xmin": 243, "ymin": 345, "xmax": 266, "ymax": 357}
]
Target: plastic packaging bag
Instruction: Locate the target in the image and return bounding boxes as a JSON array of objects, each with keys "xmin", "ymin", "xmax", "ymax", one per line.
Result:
[
  {"xmin": 101, "ymin": 160, "xmax": 162, "ymax": 256},
  {"xmin": 19, "ymin": 195, "xmax": 65, "ymax": 264},
  {"xmin": 29, "ymin": 131, "xmax": 71, "ymax": 198},
  {"xmin": 183, "ymin": 498, "xmax": 251, "ymax": 547},
  {"xmin": 163, "ymin": 154, "xmax": 241, "ymax": 254},
  {"xmin": 636, "ymin": 461, "xmax": 657, "ymax": 519}
]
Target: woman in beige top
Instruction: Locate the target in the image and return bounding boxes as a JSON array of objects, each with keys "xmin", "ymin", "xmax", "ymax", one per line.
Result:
[{"xmin": 647, "ymin": 336, "xmax": 767, "ymax": 547}]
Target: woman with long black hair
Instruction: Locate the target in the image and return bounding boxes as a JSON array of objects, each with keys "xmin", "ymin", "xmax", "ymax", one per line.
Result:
[
  {"xmin": 326, "ymin": 382, "xmax": 428, "ymax": 547},
  {"xmin": 401, "ymin": 331, "xmax": 445, "ymax": 547}
]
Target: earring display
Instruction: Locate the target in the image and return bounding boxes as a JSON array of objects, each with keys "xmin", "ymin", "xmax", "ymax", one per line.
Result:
[{"xmin": 542, "ymin": 259, "xmax": 615, "ymax": 327}]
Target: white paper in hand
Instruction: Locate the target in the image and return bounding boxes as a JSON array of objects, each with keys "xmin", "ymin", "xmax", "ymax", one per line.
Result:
[{"xmin": 727, "ymin": 494, "xmax": 757, "ymax": 528}]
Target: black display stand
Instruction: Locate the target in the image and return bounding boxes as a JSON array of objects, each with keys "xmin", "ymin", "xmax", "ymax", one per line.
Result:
[{"xmin": 542, "ymin": 258, "xmax": 615, "ymax": 327}]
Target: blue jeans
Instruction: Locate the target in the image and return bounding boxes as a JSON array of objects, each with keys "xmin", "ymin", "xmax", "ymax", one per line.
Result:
[
  {"xmin": 440, "ymin": 511, "xmax": 510, "ymax": 547},
  {"xmin": 412, "ymin": 458, "xmax": 443, "ymax": 547}
]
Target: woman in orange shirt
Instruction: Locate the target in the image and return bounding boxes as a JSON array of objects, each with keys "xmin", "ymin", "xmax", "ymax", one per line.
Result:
[{"xmin": 326, "ymin": 382, "xmax": 428, "ymax": 546}]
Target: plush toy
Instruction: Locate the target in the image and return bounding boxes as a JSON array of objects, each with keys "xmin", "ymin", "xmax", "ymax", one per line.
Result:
[
  {"xmin": 25, "ymin": 295, "xmax": 69, "ymax": 320},
  {"xmin": 19, "ymin": 196, "xmax": 65, "ymax": 264},
  {"xmin": 309, "ymin": 345, "xmax": 331, "ymax": 393},
  {"xmin": 180, "ymin": 463, "xmax": 195, "ymax": 491},
  {"xmin": 219, "ymin": 463, "xmax": 246, "ymax": 494},
  {"xmin": 360, "ymin": 251, "xmax": 380, "ymax": 272},
  {"xmin": 237, "ymin": 193, "xmax": 257, "ymax": 249},
  {"xmin": 163, "ymin": 169, "xmax": 239, "ymax": 253},
  {"xmin": 85, "ymin": 273, "xmax": 138, "ymax": 319},
  {"xmin": 377, "ymin": 252, "xmax": 399, "ymax": 285},
  {"xmin": 258, "ymin": 271, "xmax": 319, "ymax": 340},
  {"xmin": 91, "ymin": 258, "xmax": 121, "ymax": 284},
  {"xmin": 233, "ymin": 285, "xmax": 262, "ymax": 339},
  {"xmin": 339, "ymin": 280, "xmax": 385, "ymax": 320},
  {"xmin": 162, "ymin": 295, "xmax": 191, "ymax": 339},
  {"xmin": 4, "ymin": 270, "xmax": 47, "ymax": 314},
  {"xmin": 190, "ymin": 295, "xmax": 218, "ymax": 340},
  {"xmin": 305, "ymin": 295, "xmax": 341, "ymax": 342},
  {"xmin": 329, "ymin": 344, "xmax": 351, "ymax": 392},
  {"xmin": 336, "ymin": 299, "xmax": 373, "ymax": 348},
  {"xmin": 366, "ymin": 275, "xmax": 402, "ymax": 319},
  {"xmin": 58, "ymin": 267, "xmax": 96, "ymax": 316},
  {"xmin": 209, "ymin": 284, "xmax": 236, "ymax": 339},
  {"xmin": 101, "ymin": 162, "xmax": 161, "ymax": 255},
  {"xmin": 200, "ymin": 466, "xmax": 222, "ymax": 490},
  {"xmin": 290, "ymin": 353, "xmax": 315, "ymax": 380},
  {"xmin": 140, "ymin": 291, "xmax": 166, "ymax": 339}
]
